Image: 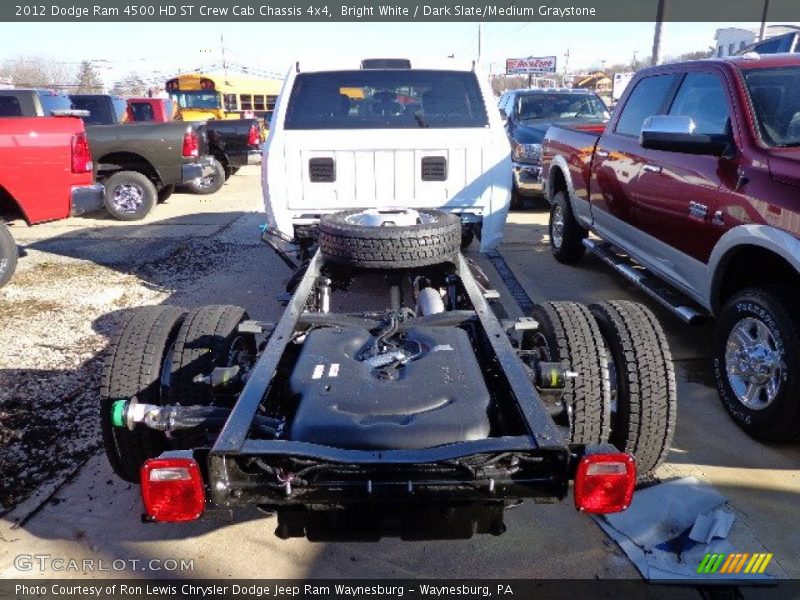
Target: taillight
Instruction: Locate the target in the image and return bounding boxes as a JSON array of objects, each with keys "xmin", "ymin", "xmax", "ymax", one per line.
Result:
[
  {"xmin": 140, "ymin": 457, "xmax": 205, "ymax": 522},
  {"xmin": 182, "ymin": 131, "xmax": 199, "ymax": 158},
  {"xmin": 71, "ymin": 132, "xmax": 93, "ymax": 173},
  {"xmin": 574, "ymin": 453, "xmax": 636, "ymax": 514},
  {"xmin": 247, "ymin": 123, "xmax": 260, "ymax": 146}
]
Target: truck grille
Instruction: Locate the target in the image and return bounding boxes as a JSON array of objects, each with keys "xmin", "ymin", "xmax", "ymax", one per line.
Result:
[
  {"xmin": 309, "ymin": 158, "xmax": 335, "ymax": 182},
  {"xmin": 421, "ymin": 156, "xmax": 447, "ymax": 181}
]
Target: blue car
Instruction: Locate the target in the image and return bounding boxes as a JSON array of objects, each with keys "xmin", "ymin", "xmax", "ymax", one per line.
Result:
[{"xmin": 498, "ymin": 88, "xmax": 609, "ymax": 208}]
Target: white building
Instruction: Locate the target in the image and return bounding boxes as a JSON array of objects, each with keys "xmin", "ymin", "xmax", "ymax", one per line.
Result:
[{"xmin": 714, "ymin": 24, "xmax": 800, "ymax": 57}]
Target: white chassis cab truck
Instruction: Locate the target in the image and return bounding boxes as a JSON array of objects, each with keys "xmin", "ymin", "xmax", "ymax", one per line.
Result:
[{"xmin": 261, "ymin": 58, "xmax": 512, "ymax": 252}]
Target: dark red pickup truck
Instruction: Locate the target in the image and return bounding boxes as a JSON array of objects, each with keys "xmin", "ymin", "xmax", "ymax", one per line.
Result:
[
  {"xmin": 0, "ymin": 115, "xmax": 103, "ymax": 287},
  {"xmin": 542, "ymin": 54, "xmax": 800, "ymax": 442}
]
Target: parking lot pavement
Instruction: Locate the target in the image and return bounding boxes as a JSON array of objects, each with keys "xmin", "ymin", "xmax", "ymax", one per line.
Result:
[{"xmin": 0, "ymin": 175, "xmax": 796, "ymax": 585}]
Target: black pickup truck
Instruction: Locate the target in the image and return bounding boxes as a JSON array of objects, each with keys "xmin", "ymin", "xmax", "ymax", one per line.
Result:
[
  {"xmin": 70, "ymin": 94, "xmax": 227, "ymax": 205},
  {"xmin": 0, "ymin": 89, "xmax": 215, "ymax": 220},
  {"xmin": 125, "ymin": 97, "xmax": 263, "ymax": 193}
]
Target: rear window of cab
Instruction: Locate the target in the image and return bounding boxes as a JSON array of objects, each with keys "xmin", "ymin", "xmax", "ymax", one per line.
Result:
[{"xmin": 284, "ymin": 70, "xmax": 488, "ymax": 130}]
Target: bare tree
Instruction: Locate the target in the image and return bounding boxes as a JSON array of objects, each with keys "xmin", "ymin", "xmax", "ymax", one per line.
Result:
[
  {"xmin": 0, "ymin": 55, "xmax": 75, "ymax": 89},
  {"xmin": 110, "ymin": 72, "xmax": 147, "ymax": 97}
]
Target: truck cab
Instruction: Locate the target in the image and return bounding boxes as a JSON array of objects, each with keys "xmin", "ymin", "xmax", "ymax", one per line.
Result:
[
  {"xmin": 542, "ymin": 53, "xmax": 800, "ymax": 443},
  {"xmin": 262, "ymin": 58, "xmax": 511, "ymax": 252}
]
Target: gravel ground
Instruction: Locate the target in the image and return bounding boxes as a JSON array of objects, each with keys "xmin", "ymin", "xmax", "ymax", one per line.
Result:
[{"xmin": 0, "ymin": 236, "xmax": 242, "ymax": 515}]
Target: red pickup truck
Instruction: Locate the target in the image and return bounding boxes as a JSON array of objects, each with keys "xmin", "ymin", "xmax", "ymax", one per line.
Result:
[
  {"xmin": 542, "ymin": 54, "xmax": 800, "ymax": 442},
  {"xmin": 0, "ymin": 116, "xmax": 103, "ymax": 287}
]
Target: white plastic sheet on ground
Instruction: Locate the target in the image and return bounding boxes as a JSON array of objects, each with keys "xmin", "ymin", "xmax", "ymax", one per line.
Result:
[{"xmin": 593, "ymin": 477, "xmax": 777, "ymax": 582}]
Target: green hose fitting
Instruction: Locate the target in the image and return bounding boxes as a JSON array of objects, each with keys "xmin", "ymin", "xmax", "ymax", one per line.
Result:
[{"xmin": 111, "ymin": 399, "xmax": 128, "ymax": 428}]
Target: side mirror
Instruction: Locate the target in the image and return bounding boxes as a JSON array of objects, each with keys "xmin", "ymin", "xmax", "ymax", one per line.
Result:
[
  {"xmin": 499, "ymin": 108, "xmax": 508, "ymax": 121},
  {"xmin": 640, "ymin": 115, "xmax": 730, "ymax": 156}
]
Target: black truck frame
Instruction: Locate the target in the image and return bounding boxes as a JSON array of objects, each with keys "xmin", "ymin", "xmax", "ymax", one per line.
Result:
[{"xmin": 103, "ymin": 209, "xmax": 674, "ymax": 541}]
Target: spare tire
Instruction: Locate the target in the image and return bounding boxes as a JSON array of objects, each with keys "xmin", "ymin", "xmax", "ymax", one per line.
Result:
[
  {"xmin": 0, "ymin": 222, "xmax": 18, "ymax": 288},
  {"xmin": 318, "ymin": 208, "xmax": 461, "ymax": 269}
]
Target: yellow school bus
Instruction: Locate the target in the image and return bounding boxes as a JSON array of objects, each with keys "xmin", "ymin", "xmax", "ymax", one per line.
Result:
[{"xmin": 165, "ymin": 73, "xmax": 282, "ymax": 123}]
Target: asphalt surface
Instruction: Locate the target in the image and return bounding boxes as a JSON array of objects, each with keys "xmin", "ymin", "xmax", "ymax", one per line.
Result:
[{"xmin": 1, "ymin": 168, "xmax": 797, "ymax": 585}]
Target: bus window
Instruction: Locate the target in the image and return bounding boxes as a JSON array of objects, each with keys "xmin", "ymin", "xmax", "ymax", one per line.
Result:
[
  {"xmin": 224, "ymin": 93, "xmax": 238, "ymax": 111},
  {"xmin": 267, "ymin": 96, "xmax": 277, "ymax": 111},
  {"xmin": 254, "ymin": 95, "xmax": 266, "ymax": 111},
  {"xmin": 240, "ymin": 94, "xmax": 253, "ymax": 110}
]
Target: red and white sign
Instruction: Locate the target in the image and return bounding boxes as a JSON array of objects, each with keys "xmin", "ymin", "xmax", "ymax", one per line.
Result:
[{"xmin": 506, "ymin": 56, "xmax": 558, "ymax": 75}]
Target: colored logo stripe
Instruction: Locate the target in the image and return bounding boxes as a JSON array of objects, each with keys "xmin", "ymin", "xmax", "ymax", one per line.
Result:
[{"xmin": 698, "ymin": 553, "xmax": 773, "ymax": 575}]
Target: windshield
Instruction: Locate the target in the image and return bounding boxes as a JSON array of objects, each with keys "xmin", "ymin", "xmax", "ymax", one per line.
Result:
[
  {"xmin": 284, "ymin": 69, "xmax": 488, "ymax": 129},
  {"xmin": 743, "ymin": 66, "xmax": 800, "ymax": 147},
  {"xmin": 516, "ymin": 93, "xmax": 609, "ymax": 122},
  {"xmin": 169, "ymin": 91, "xmax": 221, "ymax": 110}
]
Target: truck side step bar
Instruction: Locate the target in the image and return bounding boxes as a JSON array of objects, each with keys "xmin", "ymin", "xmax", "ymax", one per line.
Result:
[{"xmin": 582, "ymin": 239, "xmax": 708, "ymax": 324}]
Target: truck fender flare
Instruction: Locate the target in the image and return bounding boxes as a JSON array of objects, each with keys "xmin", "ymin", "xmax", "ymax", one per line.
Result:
[
  {"xmin": 708, "ymin": 224, "xmax": 800, "ymax": 310},
  {"xmin": 546, "ymin": 155, "xmax": 591, "ymax": 229},
  {"xmin": 96, "ymin": 152, "xmax": 163, "ymax": 185}
]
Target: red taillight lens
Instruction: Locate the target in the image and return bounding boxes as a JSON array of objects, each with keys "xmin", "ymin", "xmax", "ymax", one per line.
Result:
[
  {"xmin": 574, "ymin": 453, "xmax": 636, "ymax": 514},
  {"xmin": 182, "ymin": 131, "xmax": 199, "ymax": 158},
  {"xmin": 247, "ymin": 123, "xmax": 260, "ymax": 146},
  {"xmin": 71, "ymin": 132, "xmax": 93, "ymax": 173},
  {"xmin": 140, "ymin": 458, "xmax": 205, "ymax": 522}
]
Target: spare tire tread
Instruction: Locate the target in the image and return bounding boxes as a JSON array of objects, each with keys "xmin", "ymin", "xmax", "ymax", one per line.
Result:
[{"xmin": 318, "ymin": 209, "xmax": 461, "ymax": 269}]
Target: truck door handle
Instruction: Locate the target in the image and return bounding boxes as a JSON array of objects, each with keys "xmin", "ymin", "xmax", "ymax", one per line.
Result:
[
  {"xmin": 642, "ymin": 164, "xmax": 662, "ymax": 173},
  {"xmin": 596, "ymin": 149, "xmax": 610, "ymax": 158}
]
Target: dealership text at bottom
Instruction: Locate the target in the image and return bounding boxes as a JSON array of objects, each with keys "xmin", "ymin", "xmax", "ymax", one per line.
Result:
[{"xmin": 16, "ymin": 584, "xmax": 508, "ymax": 597}]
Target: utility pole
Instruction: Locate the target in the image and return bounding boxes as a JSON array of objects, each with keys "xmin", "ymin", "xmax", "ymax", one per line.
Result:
[
  {"xmin": 759, "ymin": 0, "xmax": 770, "ymax": 41},
  {"xmin": 632, "ymin": 50, "xmax": 638, "ymax": 71},
  {"xmin": 221, "ymin": 34, "xmax": 227, "ymax": 75},
  {"xmin": 477, "ymin": 23, "xmax": 482, "ymax": 63},
  {"xmin": 651, "ymin": 0, "xmax": 666, "ymax": 66}
]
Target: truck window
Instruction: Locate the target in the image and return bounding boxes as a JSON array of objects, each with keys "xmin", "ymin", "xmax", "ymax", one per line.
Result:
[
  {"xmin": 0, "ymin": 96, "xmax": 23, "ymax": 117},
  {"xmin": 112, "ymin": 97, "xmax": 128, "ymax": 123},
  {"xmin": 667, "ymin": 72, "xmax": 730, "ymax": 135},
  {"xmin": 38, "ymin": 93, "xmax": 73, "ymax": 116},
  {"xmin": 744, "ymin": 66, "xmax": 800, "ymax": 147},
  {"xmin": 70, "ymin": 96, "xmax": 110, "ymax": 125},
  {"xmin": 615, "ymin": 74, "xmax": 677, "ymax": 136},
  {"xmin": 129, "ymin": 102, "xmax": 155, "ymax": 121},
  {"xmin": 285, "ymin": 70, "xmax": 488, "ymax": 130}
]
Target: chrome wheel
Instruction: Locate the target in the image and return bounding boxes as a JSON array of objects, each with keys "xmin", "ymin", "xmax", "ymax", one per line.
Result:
[
  {"xmin": 194, "ymin": 173, "xmax": 217, "ymax": 190},
  {"xmin": 725, "ymin": 317, "xmax": 783, "ymax": 410},
  {"xmin": 551, "ymin": 204, "xmax": 565, "ymax": 249},
  {"xmin": 112, "ymin": 183, "xmax": 145, "ymax": 214}
]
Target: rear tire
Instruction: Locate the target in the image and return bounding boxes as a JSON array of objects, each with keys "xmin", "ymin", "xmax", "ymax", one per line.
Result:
[
  {"xmin": 168, "ymin": 305, "xmax": 256, "ymax": 447},
  {"xmin": 185, "ymin": 158, "xmax": 225, "ymax": 195},
  {"xmin": 100, "ymin": 305, "xmax": 187, "ymax": 482},
  {"xmin": 590, "ymin": 301, "xmax": 677, "ymax": 476},
  {"xmin": 318, "ymin": 209, "xmax": 461, "ymax": 269},
  {"xmin": 0, "ymin": 222, "xmax": 18, "ymax": 288},
  {"xmin": 528, "ymin": 301, "xmax": 611, "ymax": 445},
  {"xmin": 549, "ymin": 191, "xmax": 587, "ymax": 264},
  {"xmin": 103, "ymin": 171, "xmax": 157, "ymax": 221}
]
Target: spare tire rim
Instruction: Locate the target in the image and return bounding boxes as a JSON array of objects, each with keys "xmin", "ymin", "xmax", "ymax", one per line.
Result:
[
  {"xmin": 551, "ymin": 205, "xmax": 565, "ymax": 249},
  {"xmin": 112, "ymin": 183, "xmax": 145, "ymax": 213},
  {"xmin": 344, "ymin": 208, "xmax": 437, "ymax": 227},
  {"xmin": 725, "ymin": 317, "xmax": 783, "ymax": 410}
]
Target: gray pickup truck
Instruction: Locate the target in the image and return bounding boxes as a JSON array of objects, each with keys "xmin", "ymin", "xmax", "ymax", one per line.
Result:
[{"xmin": 0, "ymin": 89, "xmax": 215, "ymax": 220}]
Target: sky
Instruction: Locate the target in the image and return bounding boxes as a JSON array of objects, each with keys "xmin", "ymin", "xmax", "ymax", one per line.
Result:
[{"xmin": 1, "ymin": 21, "xmax": 791, "ymax": 87}]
